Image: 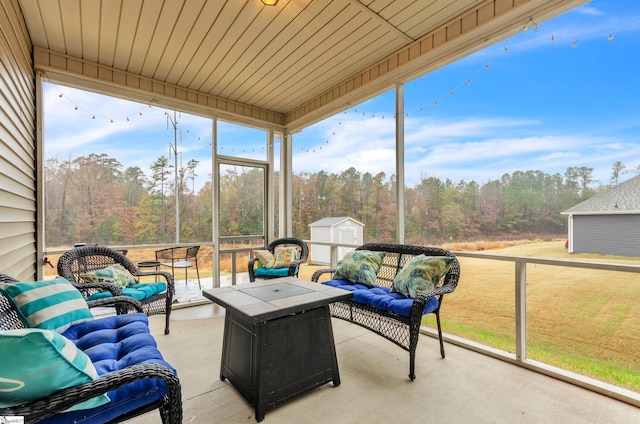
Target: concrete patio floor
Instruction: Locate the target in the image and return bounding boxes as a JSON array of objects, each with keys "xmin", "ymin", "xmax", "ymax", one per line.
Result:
[{"xmin": 127, "ymin": 301, "xmax": 639, "ymax": 424}]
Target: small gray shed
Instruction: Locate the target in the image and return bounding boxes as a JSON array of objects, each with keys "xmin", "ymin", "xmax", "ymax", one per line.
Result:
[
  {"xmin": 561, "ymin": 175, "xmax": 640, "ymax": 257},
  {"xmin": 309, "ymin": 217, "xmax": 364, "ymax": 265}
]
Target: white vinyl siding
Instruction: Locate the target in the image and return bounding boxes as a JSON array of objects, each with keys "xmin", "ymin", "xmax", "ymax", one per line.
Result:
[{"xmin": 0, "ymin": 0, "xmax": 37, "ymax": 279}]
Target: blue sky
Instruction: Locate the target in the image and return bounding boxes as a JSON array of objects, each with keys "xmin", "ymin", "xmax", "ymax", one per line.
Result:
[{"xmin": 44, "ymin": 0, "xmax": 640, "ymax": 190}]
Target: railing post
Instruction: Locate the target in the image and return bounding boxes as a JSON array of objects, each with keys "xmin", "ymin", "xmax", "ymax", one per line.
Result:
[
  {"xmin": 330, "ymin": 245, "xmax": 338, "ymax": 268},
  {"xmin": 231, "ymin": 252, "xmax": 237, "ymax": 286},
  {"xmin": 515, "ymin": 260, "xmax": 527, "ymax": 362}
]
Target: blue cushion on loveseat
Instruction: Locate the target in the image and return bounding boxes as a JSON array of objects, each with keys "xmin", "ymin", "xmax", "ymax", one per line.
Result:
[
  {"xmin": 322, "ymin": 279, "xmax": 439, "ymax": 317},
  {"xmin": 38, "ymin": 313, "xmax": 176, "ymax": 424}
]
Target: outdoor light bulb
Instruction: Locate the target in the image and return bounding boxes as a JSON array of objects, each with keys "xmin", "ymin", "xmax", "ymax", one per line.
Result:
[
  {"xmin": 551, "ymin": 35, "xmax": 555, "ymax": 42},
  {"xmin": 74, "ymin": 106, "xmax": 78, "ymax": 110},
  {"xmin": 59, "ymin": 94, "xmax": 63, "ymax": 98},
  {"xmin": 92, "ymin": 115, "xmax": 96, "ymax": 119},
  {"xmin": 504, "ymin": 47, "xmax": 508, "ymax": 52},
  {"xmin": 485, "ymin": 64, "xmax": 490, "ymax": 69},
  {"xmin": 467, "ymin": 79, "xmax": 472, "ymax": 85},
  {"xmin": 609, "ymin": 33, "xmax": 614, "ymax": 41},
  {"xmin": 434, "ymin": 101, "xmax": 438, "ymax": 106},
  {"xmin": 571, "ymin": 41, "xmax": 578, "ymax": 48}
]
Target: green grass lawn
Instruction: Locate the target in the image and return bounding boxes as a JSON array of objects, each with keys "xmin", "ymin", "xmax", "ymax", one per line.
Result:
[
  {"xmin": 422, "ymin": 240, "xmax": 640, "ymax": 392},
  {"xmin": 48, "ymin": 241, "xmax": 639, "ymax": 392}
]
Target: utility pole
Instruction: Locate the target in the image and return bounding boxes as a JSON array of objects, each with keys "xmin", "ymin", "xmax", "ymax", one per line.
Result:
[{"xmin": 166, "ymin": 111, "xmax": 180, "ymax": 243}]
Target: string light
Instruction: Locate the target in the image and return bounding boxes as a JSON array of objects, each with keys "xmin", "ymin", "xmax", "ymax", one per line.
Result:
[
  {"xmin": 304, "ymin": 13, "xmax": 635, "ymax": 154},
  {"xmin": 52, "ymin": 84, "xmax": 153, "ymax": 123},
  {"xmin": 49, "ymin": 12, "xmax": 624, "ymax": 155}
]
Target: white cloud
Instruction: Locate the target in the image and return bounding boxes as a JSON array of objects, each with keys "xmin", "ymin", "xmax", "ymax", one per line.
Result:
[{"xmin": 291, "ymin": 110, "xmax": 640, "ymax": 186}]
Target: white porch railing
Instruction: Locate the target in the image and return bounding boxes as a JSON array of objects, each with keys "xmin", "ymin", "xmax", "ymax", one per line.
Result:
[
  {"xmin": 433, "ymin": 251, "xmax": 640, "ymax": 408},
  {"xmin": 45, "ymin": 240, "xmax": 640, "ymax": 407}
]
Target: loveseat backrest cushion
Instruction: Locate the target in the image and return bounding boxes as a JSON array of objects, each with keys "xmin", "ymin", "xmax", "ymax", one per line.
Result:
[
  {"xmin": 356, "ymin": 243, "xmax": 458, "ymax": 290},
  {"xmin": 355, "ymin": 245, "xmax": 414, "ymax": 289}
]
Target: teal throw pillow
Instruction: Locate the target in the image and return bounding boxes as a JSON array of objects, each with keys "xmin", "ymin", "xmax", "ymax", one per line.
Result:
[
  {"xmin": 0, "ymin": 277, "xmax": 94, "ymax": 333},
  {"xmin": 391, "ymin": 255, "xmax": 454, "ymax": 298},
  {"xmin": 80, "ymin": 264, "xmax": 137, "ymax": 287},
  {"xmin": 0, "ymin": 328, "xmax": 110, "ymax": 411},
  {"xmin": 333, "ymin": 250, "xmax": 385, "ymax": 287}
]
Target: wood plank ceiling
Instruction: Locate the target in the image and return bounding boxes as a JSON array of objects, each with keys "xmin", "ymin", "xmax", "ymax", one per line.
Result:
[{"xmin": 19, "ymin": 0, "xmax": 587, "ymax": 131}]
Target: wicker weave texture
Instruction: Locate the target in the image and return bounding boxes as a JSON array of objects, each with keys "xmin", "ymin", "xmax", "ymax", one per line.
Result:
[
  {"xmin": 0, "ymin": 273, "xmax": 183, "ymax": 423},
  {"xmin": 248, "ymin": 237, "xmax": 309, "ymax": 282},
  {"xmin": 312, "ymin": 242, "xmax": 461, "ymax": 380},
  {"xmin": 57, "ymin": 245, "xmax": 175, "ymax": 334}
]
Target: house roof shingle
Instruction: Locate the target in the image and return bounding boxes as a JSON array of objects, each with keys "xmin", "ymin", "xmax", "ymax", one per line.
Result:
[
  {"xmin": 562, "ymin": 175, "xmax": 640, "ymax": 215},
  {"xmin": 309, "ymin": 217, "xmax": 364, "ymax": 227}
]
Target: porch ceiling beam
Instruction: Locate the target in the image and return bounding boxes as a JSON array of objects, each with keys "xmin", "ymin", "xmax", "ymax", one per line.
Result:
[{"xmin": 35, "ymin": 48, "xmax": 286, "ymax": 130}]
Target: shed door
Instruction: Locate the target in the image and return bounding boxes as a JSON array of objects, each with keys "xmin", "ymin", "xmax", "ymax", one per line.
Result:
[{"xmin": 338, "ymin": 226, "xmax": 357, "ymax": 258}]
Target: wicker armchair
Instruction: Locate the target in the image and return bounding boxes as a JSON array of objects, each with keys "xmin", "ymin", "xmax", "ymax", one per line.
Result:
[
  {"xmin": 57, "ymin": 245, "xmax": 175, "ymax": 334},
  {"xmin": 0, "ymin": 273, "xmax": 182, "ymax": 424},
  {"xmin": 248, "ymin": 237, "xmax": 309, "ymax": 282}
]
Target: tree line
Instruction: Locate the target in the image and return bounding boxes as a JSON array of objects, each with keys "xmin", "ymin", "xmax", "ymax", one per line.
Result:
[{"xmin": 45, "ymin": 152, "xmax": 622, "ymax": 247}]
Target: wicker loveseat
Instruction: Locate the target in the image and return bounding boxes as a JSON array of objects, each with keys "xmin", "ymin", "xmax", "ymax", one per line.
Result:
[
  {"xmin": 311, "ymin": 243, "xmax": 461, "ymax": 380},
  {"xmin": 57, "ymin": 245, "xmax": 175, "ymax": 334},
  {"xmin": 0, "ymin": 272, "xmax": 182, "ymax": 423}
]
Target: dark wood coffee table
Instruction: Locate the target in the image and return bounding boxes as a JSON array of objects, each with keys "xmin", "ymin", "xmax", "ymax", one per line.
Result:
[{"xmin": 202, "ymin": 276, "xmax": 352, "ymax": 422}]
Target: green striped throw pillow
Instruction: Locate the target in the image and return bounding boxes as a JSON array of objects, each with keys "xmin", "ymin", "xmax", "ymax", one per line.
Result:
[
  {"xmin": 0, "ymin": 277, "xmax": 94, "ymax": 333},
  {"xmin": 0, "ymin": 328, "xmax": 110, "ymax": 410}
]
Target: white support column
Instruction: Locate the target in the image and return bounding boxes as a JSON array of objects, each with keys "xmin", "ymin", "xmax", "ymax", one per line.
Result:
[
  {"xmin": 36, "ymin": 72, "xmax": 45, "ymax": 280},
  {"xmin": 567, "ymin": 214, "xmax": 574, "ymax": 253},
  {"xmin": 279, "ymin": 132, "xmax": 293, "ymax": 238},
  {"xmin": 266, "ymin": 130, "xmax": 275, "ymax": 242},
  {"xmin": 395, "ymin": 82, "xmax": 405, "ymax": 244},
  {"xmin": 212, "ymin": 118, "xmax": 220, "ymax": 287}
]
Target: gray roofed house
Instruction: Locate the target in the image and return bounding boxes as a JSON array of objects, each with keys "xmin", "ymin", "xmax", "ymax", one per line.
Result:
[{"xmin": 561, "ymin": 175, "xmax": 640, "ymax": 257}]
